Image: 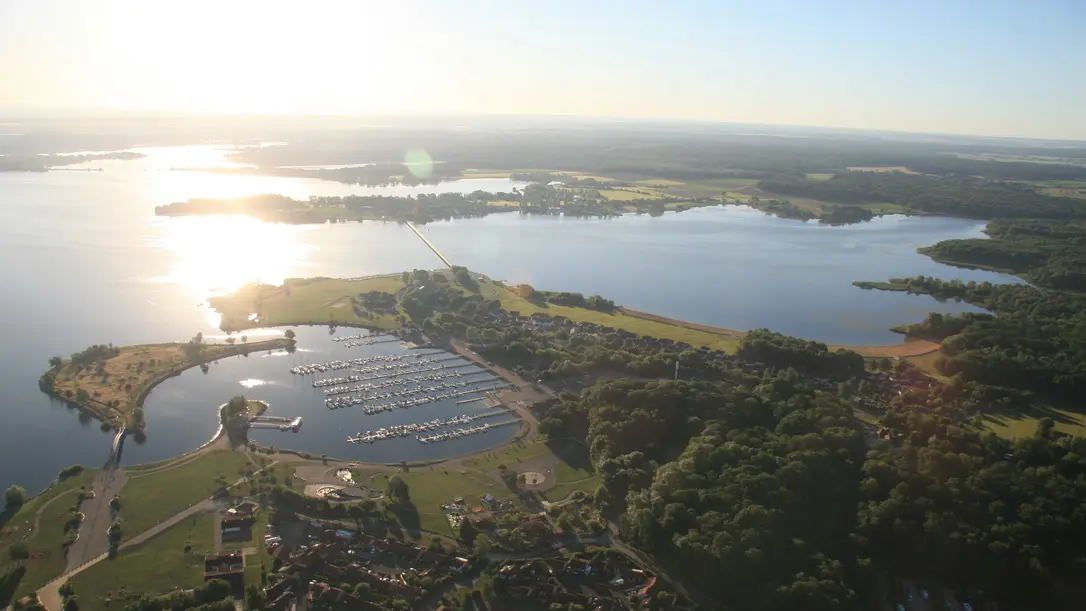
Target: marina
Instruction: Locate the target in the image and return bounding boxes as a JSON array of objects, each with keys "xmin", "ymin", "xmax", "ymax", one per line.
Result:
[
  {"xmin": 329, "ymin": 379, "xmax": 509, "ymax": 410},
  {"xmin": 321, "ymin": 369, "xmax": 483, "ymax": 396},
  {"xmin": 309, "ymin": 355, "xmax": 464, "ymax": 387},
  {"xmin": 290, "ymin": 350, "xmax": 444, "ymax": 376},
  {"xmin": 119, "ymin": 327, "xmax": 522, "ymax": 469},
  {"xmin": 357, "ymin": 384, "xmax": 510, "ymax": 413},
  {"xmin": 346, "ymin": 411, "xmax": 516, "ymax": 444}
]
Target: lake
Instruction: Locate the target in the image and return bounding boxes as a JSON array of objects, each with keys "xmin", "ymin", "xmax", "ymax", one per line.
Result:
[{"xmin": 0, "ymin": 145, "xmax": 1018, "ymax": 493}]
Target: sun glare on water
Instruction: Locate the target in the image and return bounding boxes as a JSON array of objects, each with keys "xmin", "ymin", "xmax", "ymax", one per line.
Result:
[{"xmin": 155, "ymin": 215, "xmax": 313, "ymax": 303}]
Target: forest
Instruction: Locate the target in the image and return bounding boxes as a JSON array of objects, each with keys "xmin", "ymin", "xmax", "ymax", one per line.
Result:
[
  {"xmin": 858, "ymin": 276, "xmax": 1086, "ymax": 399},
  {"xmin": 757, "ymin": 172, "xmax": 1086, "ymax": 220},
  {"xmin": 919, "ymin": 219, "xmax": 1086, "ymax": 291},
  {"xmin": 534, "ymin": 374, "xmax": 1086, "ymax": 610},
  {"xmin": 153, "ymin": 191, "xmax": 518, "ymax": 224}
]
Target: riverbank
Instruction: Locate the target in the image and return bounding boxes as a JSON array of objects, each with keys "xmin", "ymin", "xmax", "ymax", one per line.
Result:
[{"xmin": 38, "ymin": 338, "xmax": 293, "ymax": 429}]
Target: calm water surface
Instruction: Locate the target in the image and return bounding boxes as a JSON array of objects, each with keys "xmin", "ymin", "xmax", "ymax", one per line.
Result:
[
  {"xmin": 122, "ymin": 327, "xmax": 520, "ymax": 468},
  {"xmin": 0, "ymin": 145, "xmax": 1019, "ymax": 493}
]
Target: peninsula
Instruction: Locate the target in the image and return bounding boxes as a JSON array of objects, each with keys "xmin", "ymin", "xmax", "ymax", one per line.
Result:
[{"xmin": 38, "ymin": 334, "xmax": 294, "ymax": 430}]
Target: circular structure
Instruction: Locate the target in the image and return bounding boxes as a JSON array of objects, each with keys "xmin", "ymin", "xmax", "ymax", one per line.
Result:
[{"xmin": 521, "ymin": 471, "xmax": 546, "ymax": 485}]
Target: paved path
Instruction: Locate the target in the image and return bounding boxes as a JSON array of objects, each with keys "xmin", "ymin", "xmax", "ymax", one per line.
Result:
[
  {"xmin": 64, "ymin": 468, "xmax": 128, "ymax": 572},
  {"xmin": 36, "ymin": 461, "xmax": 279, "ymax": 611}
]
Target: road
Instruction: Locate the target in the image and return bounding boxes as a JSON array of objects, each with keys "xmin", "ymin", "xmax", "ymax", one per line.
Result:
[
  {"xmin": 36, "ymin": 462, "xmax": 279, "ymax": 611},
  {"xmin": 64, "ymin": 468, "xmax": 128, "ymax": 572}
]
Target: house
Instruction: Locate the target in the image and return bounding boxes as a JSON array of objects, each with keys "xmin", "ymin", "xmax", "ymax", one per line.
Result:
[
  {"xmin": 227, "ymin": 501, "xmax": 257, "ymax": 516},
  {"xmin": 204, "ymin": 552, "xmax": 245, "ymax": 590}
]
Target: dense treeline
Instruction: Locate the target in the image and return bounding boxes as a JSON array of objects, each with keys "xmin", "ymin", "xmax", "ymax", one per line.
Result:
[
  {"xmin": 920, "ymin": 219, "xmax": 1086, "ymax": 291},
  {"xmin": 121, "ymin": 578, "xmax": 233, "ymax": 611},
  {"xmin": 860, "ymin": 384, "xmax": 1086, "ymax": 610},
  {"xmin": 541, "ymin": 377, "xmax": 867, "ymax": 609},
  {"xmin": 154, "ymin": 191, "xmax": 519, "ymax": 224},
  {"xmin": 69, "ymin": 343, "xmax": 120, "ymax": 368},
  {"xmin": 859, "ymin": 277, "xmax": 1086, "ymax": 398},
  {"xmin": 0, "ymin": 151, "xmax": 144, "ymax": 172},
  {"xmin": 537, "ymin": 374, "xmax": 1086, "ymax": 610},
  {"xmin": 758, "ymin": 172, "xmax": 1086, "ymax": 219},
  {"xmin": 737, "ymin": 329, "xmax": 865, "ymax": 378},
  {"xmin": 228, "ymin": 126, "xmax": 1086, "ymax": 183}
]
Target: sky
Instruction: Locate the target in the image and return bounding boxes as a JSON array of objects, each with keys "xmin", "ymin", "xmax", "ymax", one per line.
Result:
[{"xmin": 1, "ymin": 0, "xmax": 1084, "ymax": 140}]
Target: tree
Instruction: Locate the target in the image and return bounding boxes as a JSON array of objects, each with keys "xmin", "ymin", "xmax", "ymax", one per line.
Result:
[
  {"xmin": 284, "ymin": 329, "xmax": 296, "ymax": 341},
  {"xmin": 473, "ymin": 533, "xmax": 492, "ymax": 557},
  {"xmin": 75, "ymin": 388, "xmax": 90, "ymax": 403},
  {"xmin": 48, "ymin": 356, "xmax": 63, "ymax": 370},
  {"xmin": 244, "ymin": 584, "xmax": 267, "ymax": 610},
  {"xmin": 62, "ymin": 596, "xmax": 78, "ymax": 611},
  {"xmin": 459, "ymin": 517, "xmax": 478, "ymax": 544},
  {"xmin": 4, "ymin": 485, "xmax": 26, "ymax": 509},
  {"xmin": 8, "ymin": 542, "xmax": 29, "ymax": 561},
  {"xmin": 387, "ymin": 476, "xmax": 410, "ymax": 505}
]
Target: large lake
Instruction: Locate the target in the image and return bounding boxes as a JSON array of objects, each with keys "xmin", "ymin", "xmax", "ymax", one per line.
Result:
[{"xmin": 0, "ymin": 145, "xmax": 1018, "ymax": 493}]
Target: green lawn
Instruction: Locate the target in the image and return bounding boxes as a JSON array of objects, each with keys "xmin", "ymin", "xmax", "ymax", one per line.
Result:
[
  {"xmin": 0, "ymin": 469, "xmax": 97, "ymax": 599},
  {"xmin": 69, "ymin": 512, "xmax": 216, "ymax": 611},
  {"xmin": 120, "ymin": 450, "xmax": 251, "ymax": 538},
  {"xmin": 372, "ymin": 468, "xmax": 513, "ymax": 536},
  {"xmin": 480, "ymin": 282, "xmax": 740, "ymax": 352},
  {"xmin": 209, "ymin": 275, "xmax": 406, "ymax": 331},
  {"xmin": 225, "ymin": 511, "xmax": 266, "ymax": 551},
  {"xmin": 1043, "ymin": 180, "xmax": 1086, "ymax": 188},
  {"xmin": 983, "ymin": 407, "xmax": 1086, "ymax": 440},
  {"xmin": 859, "ymin": 202, "xmax": 911, "ymax": 214},
  {"xmin": 596, "ymin": 189, "xmax": 662, "ymax": 201},
  {"xmin": 463, "ymin": 441, "xmax": 554, "ymax": 471},
  {"xmin": 542, "ymin": 476, "xmax": 602, "ymax": 503}
]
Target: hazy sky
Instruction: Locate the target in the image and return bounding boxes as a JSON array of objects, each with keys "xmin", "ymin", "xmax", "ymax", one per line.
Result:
[{"xmin": 2, "ymin": 0, "xmax": 1084, "ymax": 139}]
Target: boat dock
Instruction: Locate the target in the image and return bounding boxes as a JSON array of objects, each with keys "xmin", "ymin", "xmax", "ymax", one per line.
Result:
[{"xmin": 248, "ymin": 416, "xmax": 303, "ymax": 432}]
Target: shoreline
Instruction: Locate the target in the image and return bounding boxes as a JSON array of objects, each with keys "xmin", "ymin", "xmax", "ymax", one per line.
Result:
[
  {"xmin": 216, "ymin": 276, "xmax": 940, "ymax": 359},
  {"xmin": 39, "ymin": 338, "xmax": 293, "ymax": 430}
]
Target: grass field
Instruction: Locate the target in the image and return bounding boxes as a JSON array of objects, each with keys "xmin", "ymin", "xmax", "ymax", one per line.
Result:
[
  {"xmin": 806, "ymin": 173, "xmax": 834, "ymax": 181},
  {"xmin": 983, "ymin": 407, "xmax": 1086, "ymax": 440},
  {"xmin": 368, "ymin": 468, "xmax": 513, "ymax": 535},
  {"xmin": 596, "ymin": 189, "xmax": 663, "ymax": 201},
  {"xmin": 0, "ymin": 469, "xmax": 97, "ymax": 599},
  {"xmin": 859, "ymin": 202, "xmax": 912, "ymax": 214},
  {"xmin": 209, "ymin": 275, "xmax": 406, "ymax": 332},
  {"xmin": 847, "ymin": 166, "xmax": 920, "ymax": 174},
  {"xmin": 479, "ymin": 281, "xmax": 741, "ymax": 352},
  {"xmin": 120, "ymin": 450, "xmax": 251, "ymax": 537},
  {"xmin": 70, "ymin": 512, "xmax": 216, "ymax": 611},
  {"xmin": 464, "ymin": 439, "xmax": 598, "ymax": 503},
  {"xmin": 633, "ymin": 179, "xmax": 684, "ymax": 188}
]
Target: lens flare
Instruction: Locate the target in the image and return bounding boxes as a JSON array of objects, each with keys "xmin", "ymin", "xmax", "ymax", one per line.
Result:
[{"xmin": 404, "ymin": 149, "xmax": 434, "ymax": 179}]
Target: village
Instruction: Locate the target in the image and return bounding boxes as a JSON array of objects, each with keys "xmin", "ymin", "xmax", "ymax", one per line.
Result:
[{"xmin": 206, "ymin": 489, "xmax": 688, "ymax": 611}]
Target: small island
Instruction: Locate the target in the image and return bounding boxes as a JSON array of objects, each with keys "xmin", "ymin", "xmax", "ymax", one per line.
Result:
[{"xmin": 38, "ymin": 333, "xmax": 294, "ymax": 429}]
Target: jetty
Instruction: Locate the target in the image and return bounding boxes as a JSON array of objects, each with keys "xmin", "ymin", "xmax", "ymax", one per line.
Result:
[{"xmin": 248, "ymin": 416, "xmax": 303, "ymax": 432}]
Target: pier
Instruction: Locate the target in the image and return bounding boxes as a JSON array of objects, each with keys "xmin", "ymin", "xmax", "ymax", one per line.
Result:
[
  {"xmin": 405, "ymin": 221, "xmax": 453, "ymax": 268},
  {"xmin": 248, "ymin": 416, "xmax": 303, "ymax": 432},
  {"xmin": 347, "ymin": 411, "xmax": 518, "ymax": 445}
]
